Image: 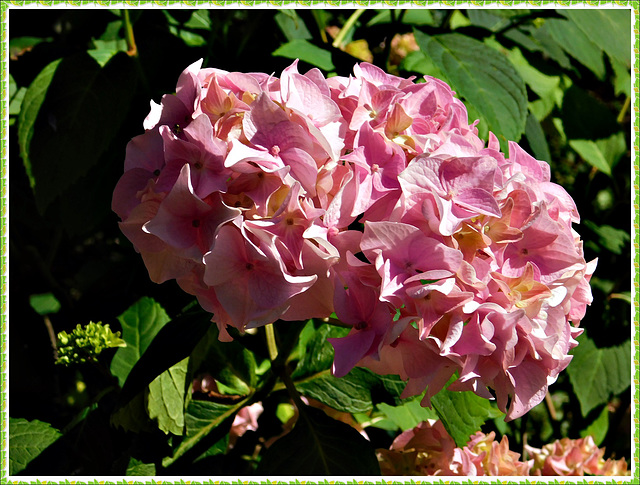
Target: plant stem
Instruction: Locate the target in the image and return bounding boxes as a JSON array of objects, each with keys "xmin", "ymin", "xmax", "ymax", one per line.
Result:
[
  {"xmin": 122, "ymin": 9, "xmax": 138, "ymax": 57},
  {"xmin": 265, "ymin": 323, "xmax": 278, "ymax": 361},
  {"xmin": 617, "ymin": 96, "xmax": 630, "ymax": 124},
  {"xmin": 545, "ymin": 392, "xmax": 558, "ymax": 421},
  {"xmin": 332, "ymin": 9, "xmax": 366, "ymax": 49}
]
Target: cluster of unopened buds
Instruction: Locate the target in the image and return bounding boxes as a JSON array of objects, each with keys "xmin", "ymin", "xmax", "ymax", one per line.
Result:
[
  {"xmin": 377, "ymin": 419, "xmax": 628, "ymax": 476},
  {"xmin": 113, "ymin": 59, "xmax": 596, "ymax": 420}
]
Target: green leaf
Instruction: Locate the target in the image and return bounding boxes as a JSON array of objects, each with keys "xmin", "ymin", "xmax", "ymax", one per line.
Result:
[
  {"xmin": 400, "ymin": 50, "xmax": 450, "ymax": 85},
  {"xmin": 414, "ymin": 30, "xmax": 527, "ymax": 152},
  {"xmin": 559, "ymin": 9, "xmax": 631, "ymax": 67},
  {"xmin": 291, "ymin": 320, "xmax": 348, "ymax": 379},
  {"xmin": 184, "ymin": 9, "xmax": 211, "ymax": 30},
  {"xmin": 88, "ymin": 39, "xmax": 128, "ymax": 67},
  {"xmin": 164, "ymin": 398, "xmax": 249, "ymax": 468},
  {"xmin": 126, "ymin": 457, "xmax": 156, "ymax": 476},
  {"xmin": 489, "ymin": 42, "xmax": 563, "ymax": 121},
  {"xmin": 9, "ymin": 36, "xmax": 52, "ymax": 59},
  {"xmin": 368, "ymin": 9, "xmax": 435, "ymax": 26},
  {"xmin": 29, "ymin": 292, "xmax": 61, "ymax": 315},
  {"xmin": 257, "ymin": 406, "xmax": 380, "ymax": 475},
  {"xmin": 525, "ymin": 111, "xmax": 551, "ymax": 163},
  {"xmin": 431, "ymin": 387, "xmax": 504, "ymax": 448},
  {"xmin": 273, "ymin": 39, "xmax": 334, "ymax": 71},
  {"xmin": 545, "ymin": 17, "xmax": 605, "ymax": 79},
  {"xmin": 115, "ymin": 311, "xmax": 212, "ymax": 406},
  {"xmin": 275, "ymin": 10, "xmax": 312, "ymax": 41},
  {"xmin": 569, "ymin": 140, "xmax": 612, "ymax": 176},
  {"xmin": 377, "ymin": 397, "xmax": 438, "ymax": 431},
  {"xmin": 190, "ymin": 325, "xmax": 257, "ymax": 393},
  {"xmin": 110, "ymin": 297, "xmax": 171, "ymax": 387},
  {"xmin": 611, "ymin": 57, "xmax": 631, "ymax": 97},
  {"xmin": 147, "ymin": 357, "xmax": 190, "ymax": 435},
  {"xmin": 18, "ymin": 52, "xmax": 137, "ymax": 213},
  {"xmin": 296, "ymin": 367, "xmax": 383, "ymax": 414},
  {"xmin": 9, "ymin": 87, "xmax": 27, "ymax": 117},
  {"xmin": 9, "ymin": 418, "xmax": 62, "ymax": 475},
  {"xmin": 18, "ymin": 58, "xmax": 61, "ymax": 190},
  {"xmin": 580, "ymin": 405, "xmax": 609, "ymax": 446},
  {"xmin": 567, "ymin": 333, "xmax": 631, "ymax": 417},
  {"xmin": 506, "ymin": 23, "xmax": 572, "ymax": 70},
  {"xmin": 582, "ymin": 220, "xmax": 630, "ymax": 255},
  {"xmin": 595, "ymin": 131, "xmax": 627, "ymax": 171}
]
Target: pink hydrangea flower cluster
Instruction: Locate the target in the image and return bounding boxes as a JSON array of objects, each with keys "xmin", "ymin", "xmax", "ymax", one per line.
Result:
[
  {"xmin": 113, "ymin": 59, "xmax": 595, "ymax": 420},
  {"xmin": 377, "ymin": 420, "xmax": 628, "ymax": 477},
  {"xmin": 526, "ymin": 435, "xmax": 629, "ymax": 476},
  {"xmin": 377, "ymin": 419, "xmax": 532, "ymax": 476}
]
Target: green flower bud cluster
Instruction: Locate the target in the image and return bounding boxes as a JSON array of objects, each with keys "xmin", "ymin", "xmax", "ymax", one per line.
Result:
[{"xmin": 56, "ymin": 321, "xmax": 126, "ymax": 366}]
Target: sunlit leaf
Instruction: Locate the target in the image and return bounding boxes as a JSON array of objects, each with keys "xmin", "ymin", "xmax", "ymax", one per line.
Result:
[
  {"xmin": 9, "ymin": 418, "xmax": 62, "ymax": 475},
  {"xmin": 110, "ymin": 297, "xmax": 171, "ymax": 387},
  {"xmin": 431, "ymin": 386, "xmax": 504, "ymax": 448},
  {"xmin": 273, "ymin": 39, "xmax": 334, "ymax": 71},
  {"xmin": 377, "ymin": 397, "xmax": 438, "ymax": 431},
  {"xmin": 147, "ymin": 357, "xmax": 190, "ymax": 435}
]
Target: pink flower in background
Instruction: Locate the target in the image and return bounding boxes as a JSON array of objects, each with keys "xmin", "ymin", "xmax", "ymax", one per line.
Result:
[{"xmin": 113, "ymin": 59, "xmax": 595, "ymax": 423}]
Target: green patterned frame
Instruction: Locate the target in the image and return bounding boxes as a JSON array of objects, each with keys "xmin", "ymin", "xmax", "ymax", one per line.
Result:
[{"xmin": 1, "ymin": 1, "xmax": 637, "ymax": 484}]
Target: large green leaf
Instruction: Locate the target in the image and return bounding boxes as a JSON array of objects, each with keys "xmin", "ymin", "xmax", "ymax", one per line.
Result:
[
  {"xmin": 273, "ymin": 39, "xmax": 334, "ymax": 71},
  {"xmin": 567, "ymin": 333, "xmax": 631, "ymax": 417},
  {"xmin": 377, "ymin": 397, "xmax": 438, "ymax": 431},
  {"xmin": 257, "ymin": 406, "xmax": 380, "ymax": 475},
  {"xmin": 147, "ymin": 357, "xmax": 190, "ymax": 435},
  {"xmin": 9, "ymin": 418, "xmax": 62, "ymax": 475},
  {"xmin": 545, "ymin": 17, "xmax": 605, "ymax": 79},
  {"xmin": 414, "ymin": 30, "xmax": 527, "ymax": 151},
  {"xmin": 295, "ymin": 367, "xmax": 383, "ymax": 414},
  {"xmin": 18, "ymin": 51, "xmax": 137, "ymax": 213},
  {"xmin": 559, "ymin": 9, "xmax": 631, "ymax": 67},
  {"xmin": 110, "ymin": 297, "xmax": 171, "ymax": 387},
  {"xmin": 431, "ymin": 387, "xmax": 504, "ymax": 448}
]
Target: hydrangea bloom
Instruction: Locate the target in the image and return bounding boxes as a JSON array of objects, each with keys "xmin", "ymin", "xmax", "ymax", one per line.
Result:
[
  {"xmin": 113, "ymin": 60, "xmax": 595, "ymax": 420},
  {"xmin": 526, "ymin": 436, "xmax": 629, "ymax": 476},
  {"xmin": 377, "ymin": 420, "xmax": 628, "ymax": 476},
  {"xmin": 377, "ymin": 419, "xmax": 532, "ymax": 476}
]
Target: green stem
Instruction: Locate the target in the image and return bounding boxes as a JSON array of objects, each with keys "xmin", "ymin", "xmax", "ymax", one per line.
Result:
[
  {"xmin": 332, "ymin": 9, "xmax": 366, "ymax": 49},
  {"xmin": 122, "ymin": 9, "xmax": 138, "ymax": 57},
  {"xmin": 265, "ymin": 323, "xmax": 278, "ymax": 361},
  {"xmin": 617, "ymin": 96, "xmax": 630, "ymax": 124}
]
